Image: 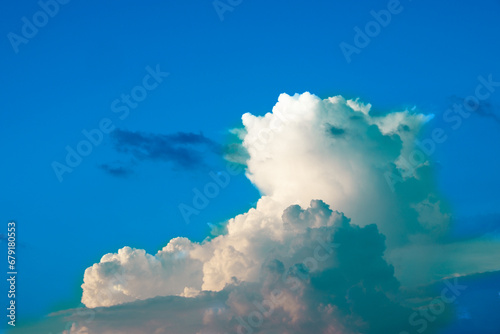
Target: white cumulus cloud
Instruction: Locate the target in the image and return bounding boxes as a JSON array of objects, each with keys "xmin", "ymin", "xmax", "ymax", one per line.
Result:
[{"xmin": 66, "ymin": 93, "xmax": 500, "ymax": 334}]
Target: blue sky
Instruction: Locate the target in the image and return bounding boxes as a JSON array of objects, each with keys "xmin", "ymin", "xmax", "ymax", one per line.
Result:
[{"xmin": 1, "ymin": 0, "xmax": 500, "ymax": 333}]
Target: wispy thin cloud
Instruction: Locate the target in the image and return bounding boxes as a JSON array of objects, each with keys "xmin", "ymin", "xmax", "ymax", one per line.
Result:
[
  {"xmin": 451, "ymin": 96, "xmax": 500, "ymax": 124},
  {"xmin": 98, "ymin": 163, "xmax": 134, "ymax": 178},
  {"xmin": 101, "ymin": 129, "xmax": 222, "ymax": 176}
]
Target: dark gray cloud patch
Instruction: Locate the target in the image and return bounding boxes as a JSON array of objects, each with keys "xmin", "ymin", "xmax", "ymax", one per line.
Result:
[
  {"xmin": 102, "ymin": 129, "xmax": 222, "ymax": 175},
  {"xmin": 450, "ymin": 96, "xmax": 500, "ymax": 124},
  {"xmin": 99, "ymin": 163, "xmax": 134, "ymax": 177}
]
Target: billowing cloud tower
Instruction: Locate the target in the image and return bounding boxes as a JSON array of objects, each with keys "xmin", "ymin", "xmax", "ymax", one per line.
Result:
[{"xmin": 70, "ymin": 93, "xmax": 492, "ymax": 334}]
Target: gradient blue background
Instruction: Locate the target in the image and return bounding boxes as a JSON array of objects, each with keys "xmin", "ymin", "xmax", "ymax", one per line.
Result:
[{"xmin": 1, "ymin": 0, "xmax": 499, "ymax": 332}]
